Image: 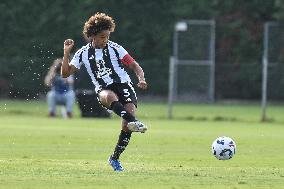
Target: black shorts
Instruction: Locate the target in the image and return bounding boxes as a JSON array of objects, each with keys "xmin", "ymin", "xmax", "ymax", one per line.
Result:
[{"xmin": 99, "ymin": 82, "xmax": 137, "ymax": 108}]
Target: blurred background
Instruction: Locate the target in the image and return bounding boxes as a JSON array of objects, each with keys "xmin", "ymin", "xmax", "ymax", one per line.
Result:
[
  {"xmin": 0, "ymin": 0, "xmax": 284, "ymax": 115},
  {"xmin": 1, "ymin": 2, "xmax": 284, "ymax": 188}
]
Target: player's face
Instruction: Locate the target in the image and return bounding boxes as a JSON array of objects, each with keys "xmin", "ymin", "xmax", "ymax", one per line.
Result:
[{"xmin": 93, "ymin": 30, "xmax": 110, "ymax": 48}]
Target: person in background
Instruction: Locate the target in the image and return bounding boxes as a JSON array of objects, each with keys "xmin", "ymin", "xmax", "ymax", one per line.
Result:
[{"xmin": 44, "ymin": 58, "xmax": 75, "ymax": 118}]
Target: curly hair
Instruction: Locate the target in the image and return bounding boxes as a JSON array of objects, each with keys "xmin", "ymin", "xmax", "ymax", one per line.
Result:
[{"xmin": 83, "ymin": 12, "xmax": 116, "ymax": 38}]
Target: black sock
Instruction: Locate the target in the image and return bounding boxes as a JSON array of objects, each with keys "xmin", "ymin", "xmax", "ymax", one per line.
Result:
[
  {"xmin": 112, "ymin": 130, "xmax": 132, "ymax": 160},
  {"xmin": 110, "ymin": 101, "xmax": 136, "ymax": 122}
]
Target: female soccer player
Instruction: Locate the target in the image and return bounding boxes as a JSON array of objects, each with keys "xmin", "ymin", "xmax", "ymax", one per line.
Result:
[{"xmin": 61, "ymin": 12, "xmax": 148, "ymax": 171}]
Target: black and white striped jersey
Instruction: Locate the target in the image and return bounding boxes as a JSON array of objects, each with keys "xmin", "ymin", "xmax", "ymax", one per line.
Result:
[{"xmin": 70, "ymin": 41, "xmax": 135, "ymax": 93}]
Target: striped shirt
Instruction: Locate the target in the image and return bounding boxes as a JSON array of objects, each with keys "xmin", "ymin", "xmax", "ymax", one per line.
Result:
[{"xmin": 70, "ymin": 41, "xmax": 135, "ymax": 93}]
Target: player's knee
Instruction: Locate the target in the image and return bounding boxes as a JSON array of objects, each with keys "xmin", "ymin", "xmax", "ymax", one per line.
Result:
[{"xmin": 99, "ymin": 90, "xmax": 118, "ymax": 105}]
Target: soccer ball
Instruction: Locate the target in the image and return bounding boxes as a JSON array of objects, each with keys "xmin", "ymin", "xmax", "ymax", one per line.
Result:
[{"xmin": 211, "ymin": 136, "xmax": 236, "ymax": 160}]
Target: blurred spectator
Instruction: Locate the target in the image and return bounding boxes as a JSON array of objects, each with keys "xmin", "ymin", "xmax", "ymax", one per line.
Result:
[{"xmin": 44, "ymin": 58, "xmax": 75, "ymax": 118}]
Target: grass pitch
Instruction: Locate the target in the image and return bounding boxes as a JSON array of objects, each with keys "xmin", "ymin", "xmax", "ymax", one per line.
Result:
[{"xmin": 0, "ymin": 100, "xmax": 284, "ymax": 189}]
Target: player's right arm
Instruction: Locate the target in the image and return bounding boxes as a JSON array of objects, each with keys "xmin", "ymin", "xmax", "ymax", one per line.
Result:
[{"xmin": 61, "ymin": 39, "xmax": 78, "ymax": 78}]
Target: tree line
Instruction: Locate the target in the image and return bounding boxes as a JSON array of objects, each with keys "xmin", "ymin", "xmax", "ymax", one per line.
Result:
[{"xmin": 0, "ymin": 0, "xmax": 283, "ymax": 99}]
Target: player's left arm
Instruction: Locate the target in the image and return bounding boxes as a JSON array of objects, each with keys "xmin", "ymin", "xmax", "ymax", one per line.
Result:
[
  {"xmin": 128, "ymin": 61, "xmax": 148, "ymax": 90},
  {"xmin": 118, "ymin": 45, "xmax": 147, "ymax": 89}
]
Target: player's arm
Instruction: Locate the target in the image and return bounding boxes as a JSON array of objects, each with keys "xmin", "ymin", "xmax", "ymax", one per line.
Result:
[
  {"xmin": 62, "ymin": 39, "xmax": 78, "ymax": 78},
  {"xmin": 118, "ymin": 46, "xmax": 147, "ymax": 89},
  {"xmin": 128, "ymin": 61, "xmax": 148, "ymax": 90}
]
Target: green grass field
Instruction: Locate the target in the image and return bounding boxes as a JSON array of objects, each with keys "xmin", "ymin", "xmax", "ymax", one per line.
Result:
[{"xmin": 0, "ymin": 100, "xmax": 284, "ymax": 189}]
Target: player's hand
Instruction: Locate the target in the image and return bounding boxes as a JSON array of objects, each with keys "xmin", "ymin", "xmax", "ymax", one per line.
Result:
[
  {"xmin": 137, "ymin": 79, "xmax": 147, "ymax": 90},
  {"xmin": 64, "ymin": 39, "xmax": 74, "ymax": 53}
]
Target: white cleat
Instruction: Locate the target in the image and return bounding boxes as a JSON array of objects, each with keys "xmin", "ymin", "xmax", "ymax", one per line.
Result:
[{"xmin": 127, "ymin": 120, "xmax": 147, "ymax": 133}]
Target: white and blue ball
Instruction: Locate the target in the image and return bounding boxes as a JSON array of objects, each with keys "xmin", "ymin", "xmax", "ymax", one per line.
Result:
[{"xmin": 212, "ymin": 136, "xmax": 236, "ymax": 160}]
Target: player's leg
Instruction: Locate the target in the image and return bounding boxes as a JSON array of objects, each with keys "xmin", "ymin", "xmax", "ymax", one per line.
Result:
[
  {"xmin": 111, "ymin": 103, "xmax": 135, "ymax": 159},
  {"xmin": 108, "ymin": 103, "xmax": 135, "ymax": 171},
  {"xmin": 99, "ymin": 89, "xmax": 147, "ymax": 132},
  {"xmin": 47, "ymin": 90, "xmax": 56, "ymax": 117},
  {"xmin": 99, "ymin": 89, "xmax": 132, "ymax": 171},
  {"xmin": 98, "ymin": 89, "xmax": 136, "ymax": 125}
]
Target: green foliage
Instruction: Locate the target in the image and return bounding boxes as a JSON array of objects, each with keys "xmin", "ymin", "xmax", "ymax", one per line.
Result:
[{"xmin": 1, "ymin": 0, "xmax": 284, "ymax": 98}]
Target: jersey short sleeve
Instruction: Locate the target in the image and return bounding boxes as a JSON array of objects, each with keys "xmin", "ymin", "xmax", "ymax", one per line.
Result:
[
  {"xmin": 69, "ymin": 49, "xmax": 83, "ymax": 69},
  {"xmin": 118, "ymin": 46, "xmax": 135, "ymax": 66}
]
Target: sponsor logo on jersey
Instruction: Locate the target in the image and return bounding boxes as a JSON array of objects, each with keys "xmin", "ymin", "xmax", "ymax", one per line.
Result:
[{"xmin": 95, "ymin": 60, "xmax": 112, "ymax": 78}]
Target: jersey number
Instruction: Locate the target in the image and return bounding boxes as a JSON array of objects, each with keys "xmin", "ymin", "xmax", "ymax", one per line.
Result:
[{"xmin": 123, "ymin": 89, "xmax": 130, "ymax": 97}]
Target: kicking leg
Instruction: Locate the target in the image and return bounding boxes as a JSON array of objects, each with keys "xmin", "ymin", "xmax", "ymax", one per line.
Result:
[
  {"xmin": 99, "ymin": 90, "xmax": 135, "ymax": 124},
  {"xmin": 99, "ymin": 90, "xmax": 147, "ymax": 132}
]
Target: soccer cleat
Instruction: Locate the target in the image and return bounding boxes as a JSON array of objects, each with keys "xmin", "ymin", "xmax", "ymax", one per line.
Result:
[
  {"xmin": 127, "ymin": 120, "xmax": 147, "ymax": 133},
  {"xmin": 108, "ymin": 156, "xmax": 124, "ymax": 172}
]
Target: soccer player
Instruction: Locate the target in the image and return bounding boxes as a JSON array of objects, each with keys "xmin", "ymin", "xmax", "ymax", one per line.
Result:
[{"xmin": 61, "ymin": 12, "xmax": 148, "ymax": 171}]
